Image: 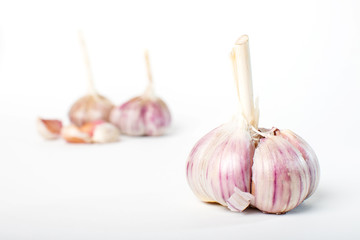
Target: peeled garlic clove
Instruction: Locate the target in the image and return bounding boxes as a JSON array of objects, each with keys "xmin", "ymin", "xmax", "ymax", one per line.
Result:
[
  {"xmin": 69, "ymin": 94, "xmax": 113, "ymax": 127},
  {"xmin": 186, "ymin": 118, "xmax": 254, "ymax": 206},
  {"xmin": 61, "ymin": 124, "xmax": 91, "ymax": 143},
  {"xmin": 92, "ymin": 122, "xmax": 120, "ymax": 143},
  {"xmin": 37, "ymin": 118, "xmax": 63, "ymax": 140},
  {"xmin": 110, "ymin": 96, "xmax": 171, "ymax": 136},
  {"xmin": 277, "ymin": 129, "xmax": 320, "ymax": 198},
  {"xmin": 251, "ymin": 136, "xmax": 311, "ymax": 214}
]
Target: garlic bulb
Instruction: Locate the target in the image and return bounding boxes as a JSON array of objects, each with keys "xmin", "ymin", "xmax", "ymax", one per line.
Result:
[
  {"xmin": 110, "ymin": 51, "xmax": 171, "ymax": 136},
  {"xmin": 186, "ymin": 35, "xmax": 320, "ymax": 214},
  {"xmin": 69, "ymin": 31, "xmax": 114, "ymax": 126},
  {"xmin": 37, "ymin": 118, "xmax": 63, "ymax": 140},
  {"xmin": 69, "ymin": 94, "xmax": 113, "ymax": 126}
]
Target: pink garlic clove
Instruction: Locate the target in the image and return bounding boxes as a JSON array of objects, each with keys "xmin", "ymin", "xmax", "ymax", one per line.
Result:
[
  {"xmin": 276, "ymin": 129, "xmax": 320, "ymax": 198},
  {"xmin": 251, "ymin": 135, "xmax": 311, "ymax": 214},
  {"xmin": 79, "ymin": 120, "xmax": 106, "ymax": 136},
  {"xmin": 186, "ymin": 118, "xmax": 254, "ymax": 206},
  {"xmin": 61, "ymin": 124, "xmax": 91, "ymax": 144},
  {"xmin": 92, "ymin": 122, "xmax": 120, "ymax": 143},
  {"xmin": 80, "ymin": 120, "xmax": 120, "ymax": 143},
  {"xmin": 69, "ymin": 94, "xmax": 114, "ymax": 127},
  {"xmin": 37, "ymin": 118, "xmax": 63, "ymax": 140}
]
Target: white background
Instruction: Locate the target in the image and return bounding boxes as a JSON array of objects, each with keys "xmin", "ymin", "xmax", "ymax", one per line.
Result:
[{"xmin": 0, "ymin": 0, "xmax": 359, "ymax": 239}]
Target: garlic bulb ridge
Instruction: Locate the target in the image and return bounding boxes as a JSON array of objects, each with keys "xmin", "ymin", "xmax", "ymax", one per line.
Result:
[{"xmin": 186, "ymin": 35, "xmax": 320, "ymax": 214}]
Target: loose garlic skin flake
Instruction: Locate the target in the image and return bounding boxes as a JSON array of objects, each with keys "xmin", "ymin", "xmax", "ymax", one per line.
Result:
[{"xmin": 186, "ymin": 35, "xmax": 320, "ymax": 214}]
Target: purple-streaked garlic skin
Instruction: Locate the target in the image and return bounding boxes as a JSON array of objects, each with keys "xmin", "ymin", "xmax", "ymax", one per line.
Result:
[
  {"xmin": 186, "ymin": 120, "xmax": 254, "ymax": 206},
  {"xmin": 69, "ymin": 94, "xmax": 114, "ymax": 127},
  {"xmin": 110, "ymin": 96, "xmax": 171, "ymax": 136},
  {"xmin": 252, "ymin": 135, "xmax": 311, "ymax": 214},
  {"xmin": 277, "ymin": 129, "xmax": 320, "ymax": 198}
]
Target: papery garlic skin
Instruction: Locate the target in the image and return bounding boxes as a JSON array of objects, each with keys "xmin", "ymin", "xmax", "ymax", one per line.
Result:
[
  {"xmin": 110, "ymin": 96, "xmax": 171, "ymax": 136},
  {"xmin": 37, "ymin": 118, "xmax": 63, "ymax": 140},
  {"xmin": 92, "ymin": 122, "xmax": 120, "ymax": 143},
  {"xmin": 186, "ymin": 117, "xmax": 254, "ymax": 206},
  {"xmin": 251, "ymin": 135, "xmax": 311, "ymax": 214},
  {"xmin": 69, "ymin": 94, "xmax": 114, "ymax": 127}
]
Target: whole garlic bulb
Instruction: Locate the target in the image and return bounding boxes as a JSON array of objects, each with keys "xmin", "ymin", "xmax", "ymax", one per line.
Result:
[
  {"xmin": 186, "ymin": 35, "xmax": 320, "ymax": 214},
  {"xmin": 69, "ymin": 31, "xmax": 114, "ymax": 126},
  {"xmin": 69, "ymin": 94, "xmax": 113, "ymax": 127},
  {"xmin": 110, "ymin": 51, "xmax": 171, "ymax": 136}
]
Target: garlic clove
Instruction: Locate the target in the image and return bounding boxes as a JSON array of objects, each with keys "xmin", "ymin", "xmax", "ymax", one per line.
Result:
[
  {"xmin": 92, "ymin": 122, "xmax": 120, "ymax": 143},
  {"xmin": 186, "ymin": 118, "xmax": 254, "ymax": 206},
  {"xmin": 110, "ymin": 96, "xmax": 171, "ymax": 136},
  {"xmin": 251, "ymin": 136, "xmax": 311, "ymax": 214},
  {"xmin": 79, "ymin": 120, "xmax": 120, "ymax": 143},
  {"xmin": 277, "ymin": 129, "xmax": 320, "ymax": 198},
  {"xmin": 79, "ymin": 120, "xmax": 105, "ymax": 136},
  {"xmin": 69, "ymin": 94, "xmax": 114, "ymax": 127},
  {"xmin": 61, "ymin": 124, "xmax": 91, "ymax": 143},
  {"xmin": 37, "ymin": 118, "xmax": 63, "ymax": 140}
]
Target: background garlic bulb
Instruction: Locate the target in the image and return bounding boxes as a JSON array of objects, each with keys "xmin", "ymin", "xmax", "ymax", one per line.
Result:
[
  {"xmin": 110, "ymin": 51, "xmax": 171, "ymax": 136},
  {"xmin": 186, "ymin": 35, "xmax": 320, "ymax": 214},
  {"xmin": 68, "ymin": 31, "xmax": 114, "ymax": 126}
]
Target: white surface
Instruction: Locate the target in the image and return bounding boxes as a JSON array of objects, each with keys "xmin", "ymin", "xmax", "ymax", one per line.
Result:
[{"xmin": 1, "ymin": 0, "xmax": 360, "ymax": 239}]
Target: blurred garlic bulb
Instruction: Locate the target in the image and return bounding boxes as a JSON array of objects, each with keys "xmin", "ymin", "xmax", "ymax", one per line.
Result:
[
  {"xmin": 186, "ymin": 35, "xmax": 320, "ymax": 214},
  {"xmin": 110, "ymin": 51, "xmax": 171, "ymax": 136},
  {"xmin": 69, "ymin": 31, "xmax": 113, "ymax": 126},
  {"xmin": 37, "ymin": 118, "xmax": 63, "ymax": 140}
]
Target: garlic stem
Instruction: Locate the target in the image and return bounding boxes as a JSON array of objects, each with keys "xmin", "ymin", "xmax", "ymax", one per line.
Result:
[
  {"xmin": 78, "ymin": 30, "xmax": 97, "ymax": 96},
  {"xmin": 144, "ymin": 49, "xmax": 153, "ymax": 85},
  {"xmin": 231, "ymin": 35, "xmax": 257, "ymax": 128},
  {"xmin": 143, "ymin": 50, "xmax": 155, "ymax": 98}
]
